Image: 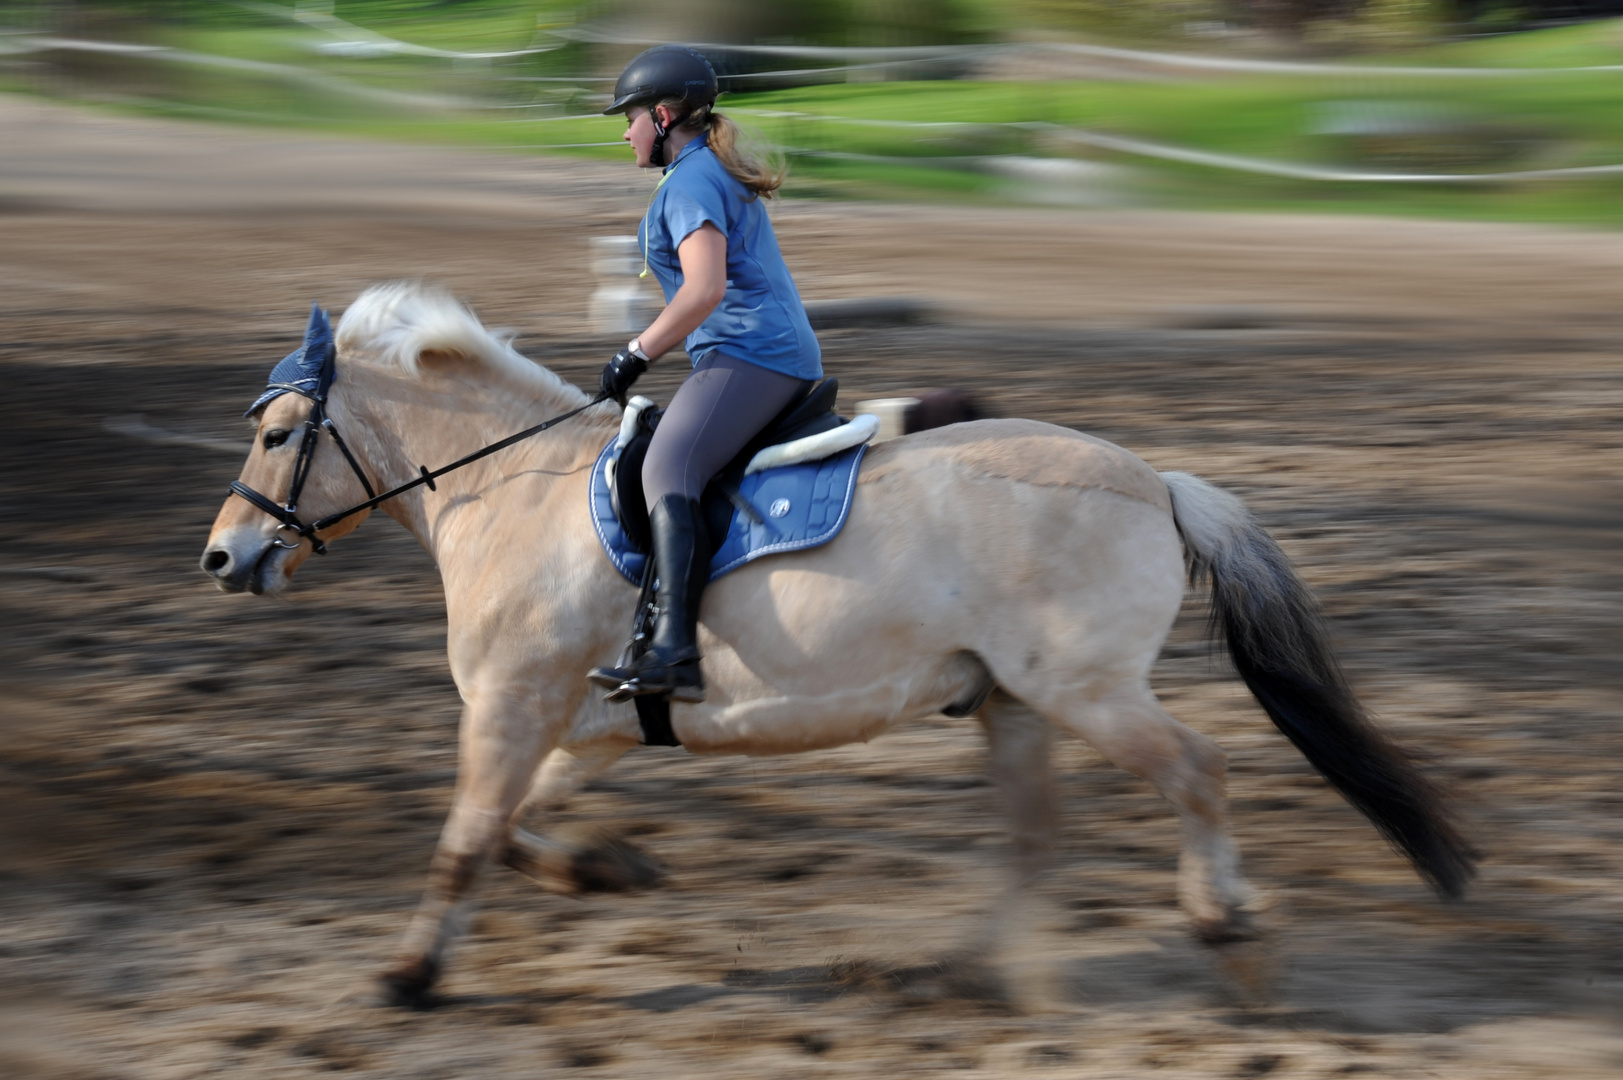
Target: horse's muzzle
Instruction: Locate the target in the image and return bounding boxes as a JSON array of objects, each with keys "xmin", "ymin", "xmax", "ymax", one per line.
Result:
[{"xmin": 200, "ymin": 535, "xmax": 285, "ymax": 595}]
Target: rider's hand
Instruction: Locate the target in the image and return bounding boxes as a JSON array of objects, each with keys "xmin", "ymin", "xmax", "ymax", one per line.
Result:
[{"xmin": 599, "ymin": 341, "xmax": 650, "ymax": 405}]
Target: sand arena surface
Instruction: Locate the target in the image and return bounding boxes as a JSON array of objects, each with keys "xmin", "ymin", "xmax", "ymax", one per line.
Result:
[{"xmin": 1, "ymin": 95, "xmax": 1621, "ymax": 1078}]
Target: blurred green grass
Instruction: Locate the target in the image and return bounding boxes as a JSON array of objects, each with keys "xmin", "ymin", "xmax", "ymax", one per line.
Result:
[{"xmin": 8, "ymin": 7, "xmax": 1623, "ymax": 224}]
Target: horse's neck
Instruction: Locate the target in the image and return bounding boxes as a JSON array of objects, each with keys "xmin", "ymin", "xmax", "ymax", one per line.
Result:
[{"xmin": 338, "ymin": 365, "xmax": 614, "ymax": 559}]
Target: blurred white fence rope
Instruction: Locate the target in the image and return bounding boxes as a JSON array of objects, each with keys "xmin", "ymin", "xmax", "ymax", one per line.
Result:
[
  {"xmin": 10, "ymin": 28, "xmax": 1623, "ymax": 184},
  {"xmin": 743, "ymin": 110, "xmax": 1623, "ymax": 184},
  {"xmin": 226, "ymin": 0, "xmax": 566, "ymax": 60},
  {"xmin": 1030, "ymin": 38, "xmax": 1623, "ymax": 77},
  {"xmin": 551, "ymin": 24, "xmax": 1623, "ymax": 78},
  {"xmin": 1032, "ymin": 123, "xmax": 1623, "ymax": 184},
  {"xmin": 173, "ymin": 3, "xmax": 1623, "ymax": 76},
  {"xmin": 0, "ymin": 35, "xmax": 468, "ymax": 109}
]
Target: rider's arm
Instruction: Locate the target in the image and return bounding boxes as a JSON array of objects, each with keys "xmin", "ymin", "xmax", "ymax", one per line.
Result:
[{"xmin": 633, "ymin": 223, "xmax": 726, "ymax": 360}]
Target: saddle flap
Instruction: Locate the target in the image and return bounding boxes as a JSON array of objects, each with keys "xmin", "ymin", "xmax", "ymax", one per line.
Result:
[
  {"xmin": 608, "ymin": 401, "xmax": 662, "ymax": 552},
  {"xmin": 606, "ymin": 377, "xmax": 848, "ymax": 557},
  {"xmin": 591, "ymin": 434, "xmax": 867, "ymax": 586}
]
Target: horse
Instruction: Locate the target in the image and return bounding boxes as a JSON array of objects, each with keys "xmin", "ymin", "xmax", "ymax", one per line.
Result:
[{"xmin": 200, "ymin": 282, "xmax": 1475, "ymax": 1007}]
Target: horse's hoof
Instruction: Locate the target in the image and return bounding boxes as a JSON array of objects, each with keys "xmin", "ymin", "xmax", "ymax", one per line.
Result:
[
  {"xmin": 1192, "ymin": 916, "xmax": 1263, "ymax": 946},
  {"xmin": 1194, "ymin": 902, "xmax": 1279, "ymax": 1007},
  {"xmin": 503, "ymin": 826, "xmax": 666, "ymax": 894},
  {"xmin": 1208, "ymin": 935, "xmax": 1280, "ymax": 1007},
  {"xmin": 377, "ymin": 957, "xmax": 440, "ymax": 1010},
  {"xmin": 869, "ymin": 955, "xmax": 1011, "ymax": 1007},
  {"xmin": 565, "ymin": 827, "xmax": 666, "ymax": 892}
]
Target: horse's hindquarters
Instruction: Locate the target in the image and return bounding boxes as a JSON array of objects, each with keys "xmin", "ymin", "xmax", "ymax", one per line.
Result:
[
  {"xmin": 966, "ymin": 485, "xmax": 1186, "ymax": 711},
  {"xmin": 680, "ymin": 430, "xmax": 1187, "ymax": 750}
]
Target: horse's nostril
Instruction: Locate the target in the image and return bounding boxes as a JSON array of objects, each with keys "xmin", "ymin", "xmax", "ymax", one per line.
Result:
[{"xmin": 202, "ymin": 549, "xmax": 231, "ymax": 574}]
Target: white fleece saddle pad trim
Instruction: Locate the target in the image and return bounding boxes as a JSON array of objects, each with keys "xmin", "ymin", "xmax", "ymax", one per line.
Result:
[{"xmin": 744, "ymin": 413, "xmax": 879, "ymax": 475}]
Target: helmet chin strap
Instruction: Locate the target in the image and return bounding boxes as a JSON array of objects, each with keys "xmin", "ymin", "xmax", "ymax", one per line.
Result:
[
  {"xmin": 651, "ymin": 104, "xmax": 710, "ymax": 167},
  {"xmin": 650, "ymin": 106, "xmax": 673, "ymax": 167}
]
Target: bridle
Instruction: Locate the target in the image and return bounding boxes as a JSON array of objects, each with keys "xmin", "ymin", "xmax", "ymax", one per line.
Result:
[{"xmin": 229, "ymin": 345, "xmax": 605, "ymax": 555}]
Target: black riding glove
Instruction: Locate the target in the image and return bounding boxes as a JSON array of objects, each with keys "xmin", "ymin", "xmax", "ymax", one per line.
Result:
[{"xmin": 599, "ymin": 343, "xmax": 650, "ymax": 405}]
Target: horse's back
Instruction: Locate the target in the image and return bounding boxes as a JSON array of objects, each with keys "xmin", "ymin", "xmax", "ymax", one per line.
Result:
[
  {"xmin": 745, "ymin": 414, "xmax": 1183, "ymax": 631},
  {"xmin": 845, "ymin": 418, "xmax": 1184, "ymax": 695},
  {"xmin": 855, "ymin": 418, "xmax": 1172, "ymax": 514}
]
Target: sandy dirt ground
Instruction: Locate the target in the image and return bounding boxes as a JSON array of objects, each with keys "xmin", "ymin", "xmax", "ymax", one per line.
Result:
[{"xmin": 1, "ymin": 95, "xmax": 1621, "ymax": 1079}]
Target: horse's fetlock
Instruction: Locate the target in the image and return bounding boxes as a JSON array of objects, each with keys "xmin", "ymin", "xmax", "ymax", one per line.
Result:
[{"xmin": 428, "ymin": 850, "xmax": 483, "ymax": 898}]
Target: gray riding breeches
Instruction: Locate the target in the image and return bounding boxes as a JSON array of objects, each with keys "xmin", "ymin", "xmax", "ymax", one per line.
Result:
[{"xmin": 642, "ymin": 352, "xmax": 811, "ymax": 505}]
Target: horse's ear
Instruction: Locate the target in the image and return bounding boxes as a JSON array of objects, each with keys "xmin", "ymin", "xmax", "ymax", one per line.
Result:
[{"xmin": 304, "ymin": 303, "xmax": 331, "ymax": 346}]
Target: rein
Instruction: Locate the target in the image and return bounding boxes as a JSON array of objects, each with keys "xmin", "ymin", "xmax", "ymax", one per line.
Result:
[{"xmin": 229, "ymin": 350, "xmax": 606, "ymax": 555}]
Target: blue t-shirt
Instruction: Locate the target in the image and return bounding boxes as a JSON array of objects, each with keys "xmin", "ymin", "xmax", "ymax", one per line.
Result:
[{"xmin": 640, "ymin": 136, "xmax": 823, "ymax": 380}]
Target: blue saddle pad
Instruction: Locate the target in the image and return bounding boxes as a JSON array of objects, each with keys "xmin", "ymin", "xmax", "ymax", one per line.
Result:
[{"xmin": 589, "ymin": 435, "xmax": 866, "ymax": 584}]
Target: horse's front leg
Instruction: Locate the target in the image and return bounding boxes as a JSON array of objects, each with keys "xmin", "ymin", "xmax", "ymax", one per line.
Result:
[
  {"xmin": 501, "ymin": 739, "xmax": 665, "ymax": 894},
  {"xmin": 380, "ymin": 687, "xmax": 568, "ymax": 1007}
]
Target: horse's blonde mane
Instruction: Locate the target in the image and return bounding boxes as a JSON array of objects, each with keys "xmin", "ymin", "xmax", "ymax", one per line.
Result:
[{"xmin": 336, "ymin": 282, "xmax": 585, "ymax": 405}]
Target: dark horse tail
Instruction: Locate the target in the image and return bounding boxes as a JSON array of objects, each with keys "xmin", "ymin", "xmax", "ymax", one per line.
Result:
[{"xmin": 1160, "ymin": 471, "xmax": 1477, "ymax": 899}]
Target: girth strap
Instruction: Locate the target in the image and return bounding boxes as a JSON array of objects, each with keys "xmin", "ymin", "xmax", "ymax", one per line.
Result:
[{"xmin": 635, "ymin": 697, "xmax": 680, "ymax": 747}]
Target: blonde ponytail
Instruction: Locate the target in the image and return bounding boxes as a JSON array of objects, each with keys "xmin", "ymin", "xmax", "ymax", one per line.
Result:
[
  {"xmin": 665, "ymin": 101, "xmax": 786, "ymax": 199},
  {"xmin": 705, "ymin": 112, "xmax": 785, "ymax": 198}
]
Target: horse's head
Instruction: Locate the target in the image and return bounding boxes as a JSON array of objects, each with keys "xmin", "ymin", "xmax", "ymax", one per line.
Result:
[{"xmin": 201, "ymin": 304, "xmax": 376, "ymax": 594}]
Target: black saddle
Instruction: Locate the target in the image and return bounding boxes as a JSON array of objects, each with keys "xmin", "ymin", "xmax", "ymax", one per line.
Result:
[{"xmin": 610, "ymin": 377, "xmax": 844, "ymax": 554}]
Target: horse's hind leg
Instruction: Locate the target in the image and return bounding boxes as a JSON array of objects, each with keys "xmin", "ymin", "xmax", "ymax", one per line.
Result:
[
  {"xmin": 979, "ymin": 691, "xmax": 1059, "ymax": 886},
  {"xmin": 1039, "ymin": 680, "xmax": 1256, "ymax": 942}
]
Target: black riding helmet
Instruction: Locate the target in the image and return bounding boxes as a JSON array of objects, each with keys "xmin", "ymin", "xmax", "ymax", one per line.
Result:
[
  {"xmin": 604, "ymin": 45, "xmax": 718, "ymax": 115},
  {"xmin": 604, "ymin": 45, "xmax": 719, "ymax": 165}
]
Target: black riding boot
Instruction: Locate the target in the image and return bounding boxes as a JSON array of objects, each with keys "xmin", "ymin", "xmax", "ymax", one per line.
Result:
[{"xmin": 588, "ymin": 494, "xmax": 708, "ymax": 703}]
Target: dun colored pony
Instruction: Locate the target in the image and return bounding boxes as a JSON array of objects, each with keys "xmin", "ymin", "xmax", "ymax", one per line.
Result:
[{"xmin": 201, "ymin": 284, "xmax": 1474, "ymax": 1006}]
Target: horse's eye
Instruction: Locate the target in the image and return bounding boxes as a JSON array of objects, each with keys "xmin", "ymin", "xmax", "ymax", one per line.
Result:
[{"xmin": 262, "ymin": 428, "xmax": 292, "ymax": 450}]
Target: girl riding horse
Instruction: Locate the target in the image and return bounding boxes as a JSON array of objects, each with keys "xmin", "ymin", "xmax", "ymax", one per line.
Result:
[{"xmin": 587, "ymin": 46, "xmax": 823, "ymax": 705}]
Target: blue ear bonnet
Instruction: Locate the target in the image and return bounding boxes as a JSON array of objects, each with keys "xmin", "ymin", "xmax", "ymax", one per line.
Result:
[{"xmin": 246, "ymin": 303, "xmax": 335, "ymax": 416}]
